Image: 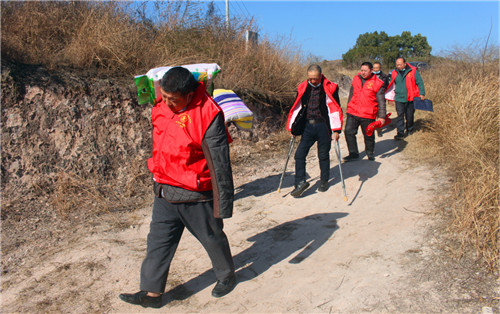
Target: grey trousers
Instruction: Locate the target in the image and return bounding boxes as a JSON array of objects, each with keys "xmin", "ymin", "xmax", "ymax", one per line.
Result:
[{"xmin": 140, "ymin": 197, "xmax": 235, "ymax": 293}]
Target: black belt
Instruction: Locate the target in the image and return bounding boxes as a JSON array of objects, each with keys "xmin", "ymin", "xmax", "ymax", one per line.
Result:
[{"xmin": 307, "ymin": 119, "xmax": 325, "ymax": 124}]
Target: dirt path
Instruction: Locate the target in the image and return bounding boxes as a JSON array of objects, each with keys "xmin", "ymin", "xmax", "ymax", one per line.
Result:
[{"xmin": 1, "ymin": 127, "xmax": 496, "ymax": 313}]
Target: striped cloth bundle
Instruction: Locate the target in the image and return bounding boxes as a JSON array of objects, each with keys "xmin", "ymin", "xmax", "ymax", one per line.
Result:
[{"xmin": 213, "ymin": 89, "xmax": 253, "ymax": 131}]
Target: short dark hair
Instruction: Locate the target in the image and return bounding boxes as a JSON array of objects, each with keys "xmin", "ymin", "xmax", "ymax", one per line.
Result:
[
  {"xmin": 396, "ymin": 57, "xmax": 406, "ymax": 63},
  {"xmin": 373, "ymin": 61, "xmax": 382, "ymax": 66},
  {"xmin": 361, "ymin": 61, "xmax": 373, "ymax": 69},
  {"xmin": 307, "ymin": 64, "xmax": 322, "ymax": 74},
  {"xmin": 160, "ymin": 67, "xmax": 199, "ymax": 95}
]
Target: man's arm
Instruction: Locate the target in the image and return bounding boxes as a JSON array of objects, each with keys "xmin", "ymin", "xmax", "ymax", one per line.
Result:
[
  {"xmin": 347, "ymin": 85, "xmax": 353, "ymax": 104},
  {"xmin": 332, "ymin": 88, "xmax": 342, "ymax": 140},
  {"xmin": 333, "ymin": 86, "xmax": 341, "ymax": 108},
  {"xmin": 201, "ymin": 111, "xmax": 234, "ymax": 218},
  {"xmin": 376, "ymin": 85, "xmax": 387, "ymax": 119},
  {"xmin": 415, "ymin": 70, "xmax": 426, "ymax": 98}
]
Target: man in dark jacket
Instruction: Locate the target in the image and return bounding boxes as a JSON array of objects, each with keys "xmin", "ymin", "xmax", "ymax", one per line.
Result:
[
  {"xmin": 386, "ymin": 57, "xmax": 426, "ymax": 140},
  {"xmin": 373, "ymin": 62, "xmax": 388, "ymax": 137},
  {"xmin": 373, "ymin": 61, "xmax": 389, "ymax": 84},
  {"xmin": 120, "ymin": 67, "xmax": 236, "ymax": 308},
  {"xmin": 286, "ymin": 64, "xmax": 343, "ymax": 197},
  {"xmin": 343, "ymin": 62, "xmax": 387, "ymax": 162}
]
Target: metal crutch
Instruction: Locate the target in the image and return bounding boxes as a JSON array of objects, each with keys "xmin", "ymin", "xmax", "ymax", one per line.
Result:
[
  {"xmin": 334, "ymin": 140, "xmax": 348, "ymax": 201},
  {"xmin": 277, "ymin": 136, "xmax": 296, "ymax": 193}
]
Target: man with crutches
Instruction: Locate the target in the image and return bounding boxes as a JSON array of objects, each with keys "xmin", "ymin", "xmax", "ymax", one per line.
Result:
[{"xmin": 284, "ymin": 64, "xmax": 343, "ymax": 198}]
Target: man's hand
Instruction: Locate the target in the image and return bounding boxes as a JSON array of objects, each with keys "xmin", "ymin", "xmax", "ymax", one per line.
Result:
[
  {"xmin": 377, "ymin": 118, "xmax": 386, "ymax": 125},
  {"xmin": 332, "ymin": 132, "xmax": 340, "ymax": 141},
  {"xmin": 419, "ymin": 95, "xmax": 426, "ymax": 100}
]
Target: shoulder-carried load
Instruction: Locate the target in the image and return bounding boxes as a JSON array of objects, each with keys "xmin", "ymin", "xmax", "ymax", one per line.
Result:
[
  {"xmin": 134, "ymin": 63, "xmax": 221, "ymax": 105},
  {"xmin": 213, "ymin": 89, "xmax": 253, "ymax": 131}
]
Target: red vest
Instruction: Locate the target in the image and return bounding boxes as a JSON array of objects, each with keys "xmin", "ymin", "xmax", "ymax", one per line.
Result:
[
  {"xmin": 387, "ymin": 63, "xmax": 420, "ymax": 101},
  {"xmin": 347, "ymin": 74, "xmax": 385, "ymax": 119},
  {"xmin": 147, "ymin": 84, "xmax": 221, "ymax": 191},
  {"xmin": 286, "ymin": 75, "xmax": 343, "ymax": 132}
]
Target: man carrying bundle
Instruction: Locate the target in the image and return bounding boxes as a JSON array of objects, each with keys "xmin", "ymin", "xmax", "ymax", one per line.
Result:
[
  {"xmin": 120, "ymin": 67, "xmax": 236, "ymax": 308},
  {"xmin": 343, "ymin": 62, "xmax": 387, "ymax": 162},
  {"xmin": 286, "ymin": 64, "xmax": 343, "ymax": 197}
]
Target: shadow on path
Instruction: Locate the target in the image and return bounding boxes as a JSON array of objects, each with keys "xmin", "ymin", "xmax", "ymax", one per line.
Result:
[
  {"xmin": 235, "ymin": 134, "xmax": 405, "ymax": 201},
  {"xmin": 235, "ymin": 173, "xmax": 293, "ymax": 200},
  {"xmin": 160, "ymin": 212, "xmax": 348, "ymax": 305},
  {"xmin": 347, "ymin": 161, "xmax": 381, "ymax": 205},
  {"xmin": 376, "ymin": 139, "xmax": 408, "ymax": 158}
]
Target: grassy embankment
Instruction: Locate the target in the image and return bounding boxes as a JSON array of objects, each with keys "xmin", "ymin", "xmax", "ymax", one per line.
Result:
[
  {"xmin": 1, "ymin": 1, "xmax": 304, "ymax": 98},
  {"xmin": 408, "ymin": 53, "xmax": 499, "ymax": 271},
  {"xmin": 1, "ymin": 1, "xmax": 498, "ymax": 270}
]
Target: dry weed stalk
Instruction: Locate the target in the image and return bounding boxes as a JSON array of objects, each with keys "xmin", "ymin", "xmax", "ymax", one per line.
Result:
[
  {"xmin": 50, "ymin": 157, "xmax": 151, "ymax": 219},
  {"xmin": 50, "ymin": 171, "xmax": 117, "ymax": 218}
]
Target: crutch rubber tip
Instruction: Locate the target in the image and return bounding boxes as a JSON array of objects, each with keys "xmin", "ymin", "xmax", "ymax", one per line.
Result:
[
  {"xmin": 277, "ymin": 188, "xmax": 281, "ymax": 193},
  {"xmin": 344, "ymin": 196, "xmax": 348, "ymax": 201}
]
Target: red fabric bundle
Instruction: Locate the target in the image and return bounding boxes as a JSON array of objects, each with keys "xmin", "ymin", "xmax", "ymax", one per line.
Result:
[{"xmin": 366, "ymin": 113, "xmax": 392, "ymax": 136}]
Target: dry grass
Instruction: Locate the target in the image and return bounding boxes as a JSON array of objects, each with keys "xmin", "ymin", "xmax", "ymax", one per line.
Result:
[
  {"xmin": 49, "ymin": 169, "xmax": 149, "ymax": 219},
  {"xmin": 1, "ymin": 1, "xmax": 305, "ymax": 100},
  {"xmin": 409, "ymin": 54, "xmax": 499, "ymax": 270}
]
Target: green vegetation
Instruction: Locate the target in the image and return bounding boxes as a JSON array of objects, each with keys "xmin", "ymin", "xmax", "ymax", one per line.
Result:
[{"xmin": 342, "ymin": 31, "xmax": 432, "ymax": 68}]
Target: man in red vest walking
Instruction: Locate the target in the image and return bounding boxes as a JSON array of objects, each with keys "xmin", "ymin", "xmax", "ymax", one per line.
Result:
[
  {"xmin": 120, "ymin": 67, "xmax": 236, "ymax": 308},
  {"xmin": 343, "ymin": 62, "xmax": 387, "ymax": 162},
  {"xmin": 286, "ymin": 64, "xmax": 343, "ymax": 197},
  {"xmin": 385, "ymin": 57, "xmax": 426, "ymax": 140}
]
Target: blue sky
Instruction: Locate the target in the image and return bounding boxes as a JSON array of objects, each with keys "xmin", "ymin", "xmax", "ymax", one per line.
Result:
[{"xmin": 209, "ymin": 0, "xmax": 499, "ymax": 60}]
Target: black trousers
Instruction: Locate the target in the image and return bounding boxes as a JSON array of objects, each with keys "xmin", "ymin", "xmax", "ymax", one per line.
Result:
[
  {"xmin": 294, "ymin": 121, "xmax": 331, "ymax": 185},
  {"xmin": 140, "ymin": 197, "xmax": 234, "ymax": 293},
  {"xmin": 344, "ymin": 113, "xmax": 375, "ymax": 157},
  {"xmin": 395, "ymin": 101, "xmax": 415, "ymax": 135}
]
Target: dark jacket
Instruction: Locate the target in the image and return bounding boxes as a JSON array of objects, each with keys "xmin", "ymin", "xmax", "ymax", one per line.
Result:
[
  {"xmin": 201, "ymin": 112, "xmax": 234, "ymax": 218},
  {"xmin": 376, "ymin": 71, "xmax": 389, "ymax": 86},
  {"xmin": 287, "ymin": 76, "xmax": 343, "ymax": 136}
]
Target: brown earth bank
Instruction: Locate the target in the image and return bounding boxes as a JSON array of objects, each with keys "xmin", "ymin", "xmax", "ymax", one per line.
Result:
[
  {"xmin": 1, "ymin": 61, "xmax": 498, "ymax": 313},
  {"xmin": 0, "ymin": 60, "xmax": 288, "ymax": 274}
]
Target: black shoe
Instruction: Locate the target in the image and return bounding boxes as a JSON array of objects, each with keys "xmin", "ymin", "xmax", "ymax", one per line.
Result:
[
  {"xmin": 343, "ymin": 153, "xmax": 359, "ymax": 162},
  {"xmin": 291, "ymin": 181, "xmax": 310, "ymax": 198},
  {"xmin": 394, "ymin": 133, "xmax": 405, "ymax": 140},
  {"xmin": 212, "ymin": 274, "xmax": 236, "ymax": 298},
  {"xmin": 317, "ymin": 180, "xmax": 329, "ymax": 192},
  {"xmin": 405, "ymin": 130, "xmax": 414, "ymax": 137},
  {"xmin": 376, "ymin": 129, "xmax": 383, "ymax": 137},
  {"xmin": 367, "ymin": 155, "xmax": 375, "ymax": 161},
  {"xmin": 119, "ymin": 291, "xmax": 162, "ymax": 308}
]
